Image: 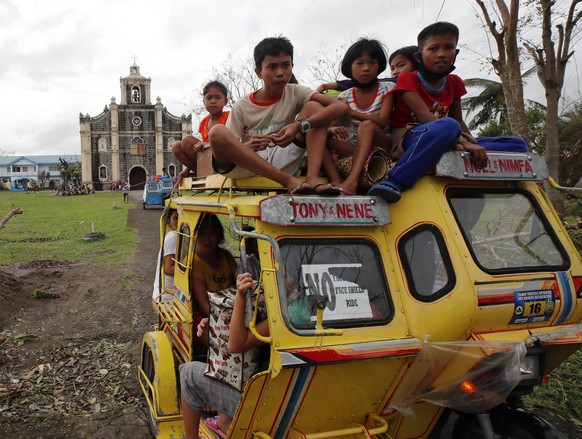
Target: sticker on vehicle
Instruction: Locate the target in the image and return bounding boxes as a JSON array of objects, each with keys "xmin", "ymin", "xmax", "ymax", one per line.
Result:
[
  {"xmin": 301, "ymin": 263, "xmax": 373, "ymax": 321},
  {"xmin": 510, "ymin": 289, "xmax": 555, "ymax": 324}
]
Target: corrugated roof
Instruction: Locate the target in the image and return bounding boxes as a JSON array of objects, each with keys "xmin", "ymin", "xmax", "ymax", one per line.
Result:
[{"xmin": 0, "ymin": 155, "xmax": 81, "ymax": 165}]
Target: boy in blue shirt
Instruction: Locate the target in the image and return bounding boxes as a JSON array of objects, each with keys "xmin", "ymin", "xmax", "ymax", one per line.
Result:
[{"xmin": 368, "ymin": 22, "xmax": 527, "ymax": 203}]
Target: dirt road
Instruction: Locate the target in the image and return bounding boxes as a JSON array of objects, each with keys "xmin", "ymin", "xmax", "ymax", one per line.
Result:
[{"xmin": 0, "ymin": 191, "xmax": 161, "ymax": 438}]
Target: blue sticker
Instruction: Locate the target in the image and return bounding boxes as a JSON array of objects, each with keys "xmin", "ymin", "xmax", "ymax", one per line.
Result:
[{"xmin": 510, "ymin": 289, "xmax": 555, "ymax": 325}]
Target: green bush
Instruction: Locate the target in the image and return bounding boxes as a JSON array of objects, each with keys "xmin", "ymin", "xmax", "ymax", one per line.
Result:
[
  {"xmin": 568, "ymin": 229, "xmax": 582, "ymax": 253},
  {"xmin": 564, "ymin": 195, "xmax": 582, "ymax": 252}
]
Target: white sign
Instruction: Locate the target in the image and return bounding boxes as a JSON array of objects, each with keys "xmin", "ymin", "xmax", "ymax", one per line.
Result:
[{"xmin": 301, "ymin": 263, "xmax": 373, "ymax": 321}]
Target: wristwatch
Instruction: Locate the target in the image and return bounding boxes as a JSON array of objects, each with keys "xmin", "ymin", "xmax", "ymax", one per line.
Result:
[{"xmin": 298, "ymin": 118, "xmax": 311, "ymax": 134}]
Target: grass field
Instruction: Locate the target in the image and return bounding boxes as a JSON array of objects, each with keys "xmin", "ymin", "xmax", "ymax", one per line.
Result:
[{"xmin": 0, "ymin": 190, "xmax": 137, "ymax": 266}]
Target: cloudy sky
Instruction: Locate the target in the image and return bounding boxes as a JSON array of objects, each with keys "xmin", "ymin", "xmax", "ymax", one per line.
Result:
[{"xmin": 1, "ymin": 0, "xmax": 580, "ymax": 156}]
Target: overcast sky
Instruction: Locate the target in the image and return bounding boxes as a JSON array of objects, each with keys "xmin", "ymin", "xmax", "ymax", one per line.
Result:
[{"xmin": 1, "ymin": 0, "xmax": 580, "ymax": 156}]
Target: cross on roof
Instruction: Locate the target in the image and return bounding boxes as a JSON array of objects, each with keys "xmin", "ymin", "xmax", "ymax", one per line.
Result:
[{"xmin": 131, "ymin": 55, "xmax": 138, "ymax": 65}]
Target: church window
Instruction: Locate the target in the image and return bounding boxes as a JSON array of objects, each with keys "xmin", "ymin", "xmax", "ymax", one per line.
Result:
[
  {"xmin": 131, "ymin": 136, "xmax": 146, "ymax": 156},
  {"xmin": 131, "ymin": 86, "xmax": 141, "ymax": 103},
  {"xmin": 98, "ymin": 138, "xmax": 108, "ymax": 152},
  {"xmin": 131, "ymin": 116, "xmax": 142, "ymax": 127},
  {"xmin": 167, "ymin": 137, "xmax": 176, "ymax": 151},
  {"xmin": 99, "ymin": 165, "xmax": 107, "ymax": 180}
]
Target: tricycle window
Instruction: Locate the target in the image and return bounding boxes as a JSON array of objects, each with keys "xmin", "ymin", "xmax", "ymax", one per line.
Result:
[
  {"xmin": 448, "ymin": 189, "xmax": 569, "ymax": 274},
  {"xmin": 176, "ymin": 222, "xmax": 191, "ymax": 273},
  {"xmin": 279, "ymin": 239, "xmax": 392, "ymax": 329},
  {"xmin": 398, "ymin": 224, "xmax": 456, "ymax": 302}
]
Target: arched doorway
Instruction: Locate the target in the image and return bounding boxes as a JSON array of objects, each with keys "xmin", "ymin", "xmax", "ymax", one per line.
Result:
[{"xmin": 129, "ymin": 166, "xmax": 147, "ymax": 190}]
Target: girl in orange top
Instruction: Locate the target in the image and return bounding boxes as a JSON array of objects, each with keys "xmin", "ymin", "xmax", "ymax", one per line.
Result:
[{"xmin": 172, "ymin": 81, "xmax": 230, "ymax": 182}]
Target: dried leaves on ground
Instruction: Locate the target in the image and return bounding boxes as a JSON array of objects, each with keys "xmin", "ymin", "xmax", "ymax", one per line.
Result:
[{"xmin": 0, "ymin": 338, "xmax": 137, "ymax": 419}]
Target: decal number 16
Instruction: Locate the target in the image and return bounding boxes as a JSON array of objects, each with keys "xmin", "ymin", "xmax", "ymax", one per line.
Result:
[{"xmin": 524, "ymin": 301, "xmax": 546, "ymax": 316}]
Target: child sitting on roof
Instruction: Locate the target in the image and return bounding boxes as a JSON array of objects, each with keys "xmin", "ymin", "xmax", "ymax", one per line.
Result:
[
  {"xmin": 368, "ymin": 22, "xmax": 528, "ymax": 203},
  {"xmin": 325, "ymin": 38, "xmax": 394, "ymax": 195},
  {"xmin": 208, "ymin": 36, "xmax": 349, "ymax": 196},
  {"xmin": 172, "ymin": 81, "xmax": 230, "ymax": 183}
]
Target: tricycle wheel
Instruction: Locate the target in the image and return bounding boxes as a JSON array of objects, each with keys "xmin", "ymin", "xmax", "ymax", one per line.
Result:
[
  {"xmin": 142, "ymin": 343, "xmax": 155, "ymax": 402},
  {"xmin": 450, "ymin": 404, "xmax": 568, "ymax": 439}
]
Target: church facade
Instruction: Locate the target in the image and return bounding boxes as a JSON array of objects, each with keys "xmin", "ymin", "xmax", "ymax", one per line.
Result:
[{"xmin": 79, "ymin": 63, "xmax": 191, "ymax": 190}]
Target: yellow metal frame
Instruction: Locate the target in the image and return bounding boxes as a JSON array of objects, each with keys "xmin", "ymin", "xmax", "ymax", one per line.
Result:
[
  {"xmin": 546, "ymin": 176, "xmax": 582, "ymax": 192},
  {"xmin": 252, "ymin": 414, "xmax": 389, "ymax": 438}
]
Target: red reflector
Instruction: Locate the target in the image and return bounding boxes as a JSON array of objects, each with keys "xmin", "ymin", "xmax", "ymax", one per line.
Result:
[
  {"xmin": 573, "ymin": 276, "xmax": 582, "ymax": 298},
  {"xmin": 542, "ymin": 374, "xmax": 550, "ymax": 385}
]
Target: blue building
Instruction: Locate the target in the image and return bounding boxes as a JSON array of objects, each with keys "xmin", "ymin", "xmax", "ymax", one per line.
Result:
[{"xmin": 0, "ymin": 155, "xmax": 80, "ymax": 190}]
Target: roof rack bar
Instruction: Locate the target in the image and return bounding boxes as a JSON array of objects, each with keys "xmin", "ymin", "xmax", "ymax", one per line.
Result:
[{"xmin": 176, "ymin": 201, "xmax": 230, "ymax": 208}]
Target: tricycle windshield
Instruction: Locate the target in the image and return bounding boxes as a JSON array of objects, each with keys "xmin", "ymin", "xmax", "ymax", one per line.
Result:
[
  {"xmin": 448, "ymin": 189, "xmax": 569, "ymax": 273},
  {"xmin": 279, "ymin": 238, "xmax": 393, "ymax": 329}
]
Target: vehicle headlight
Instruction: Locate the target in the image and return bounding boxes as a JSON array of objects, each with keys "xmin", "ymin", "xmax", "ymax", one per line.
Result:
[
  {"xmin": 520, "ymin": 354, "xmax": 541, "ymax": 380},
  {"xmin": 513, "ymin": 345, "xmax": 544, "ymax": 395}
]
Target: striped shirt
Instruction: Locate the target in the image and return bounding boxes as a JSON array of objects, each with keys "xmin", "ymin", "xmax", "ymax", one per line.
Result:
[{"xmin": 338, "ymin": 81, "xmax": 395, "ymax": 131}]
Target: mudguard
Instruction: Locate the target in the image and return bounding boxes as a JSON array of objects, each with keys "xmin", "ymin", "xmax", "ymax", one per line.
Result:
[{"xmin": 140, "ymin": 331, "xmax": 180, "ymax": 416}]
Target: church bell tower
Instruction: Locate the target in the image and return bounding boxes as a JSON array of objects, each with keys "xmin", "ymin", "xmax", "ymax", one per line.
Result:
[{"xmin": 120, "ymin": 61, "xmax": 152, "ymax": 105}]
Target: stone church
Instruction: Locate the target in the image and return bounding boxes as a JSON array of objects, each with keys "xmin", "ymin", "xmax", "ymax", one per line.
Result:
[{"xmin": 79, "ymin": 63, "xmax": 191, "ymax": 190}]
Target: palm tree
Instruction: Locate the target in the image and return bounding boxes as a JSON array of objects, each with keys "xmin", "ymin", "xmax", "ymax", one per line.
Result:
[
  {"xmin": 463, "ymin": 78, "xmax": 508, "ymax": 130},
  {"xmin": 463, "ymin": 68, "xmax": 544, "ymax": 131}
]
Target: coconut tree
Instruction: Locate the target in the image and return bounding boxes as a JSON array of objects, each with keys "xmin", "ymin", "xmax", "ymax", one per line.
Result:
[
  {"xmin": 463, "ymin": 78, "xmax": 508, "ymax": 130},
  {"xmin": 463, "ymin": 68, "xmax": 542, "ymax": 131}
]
